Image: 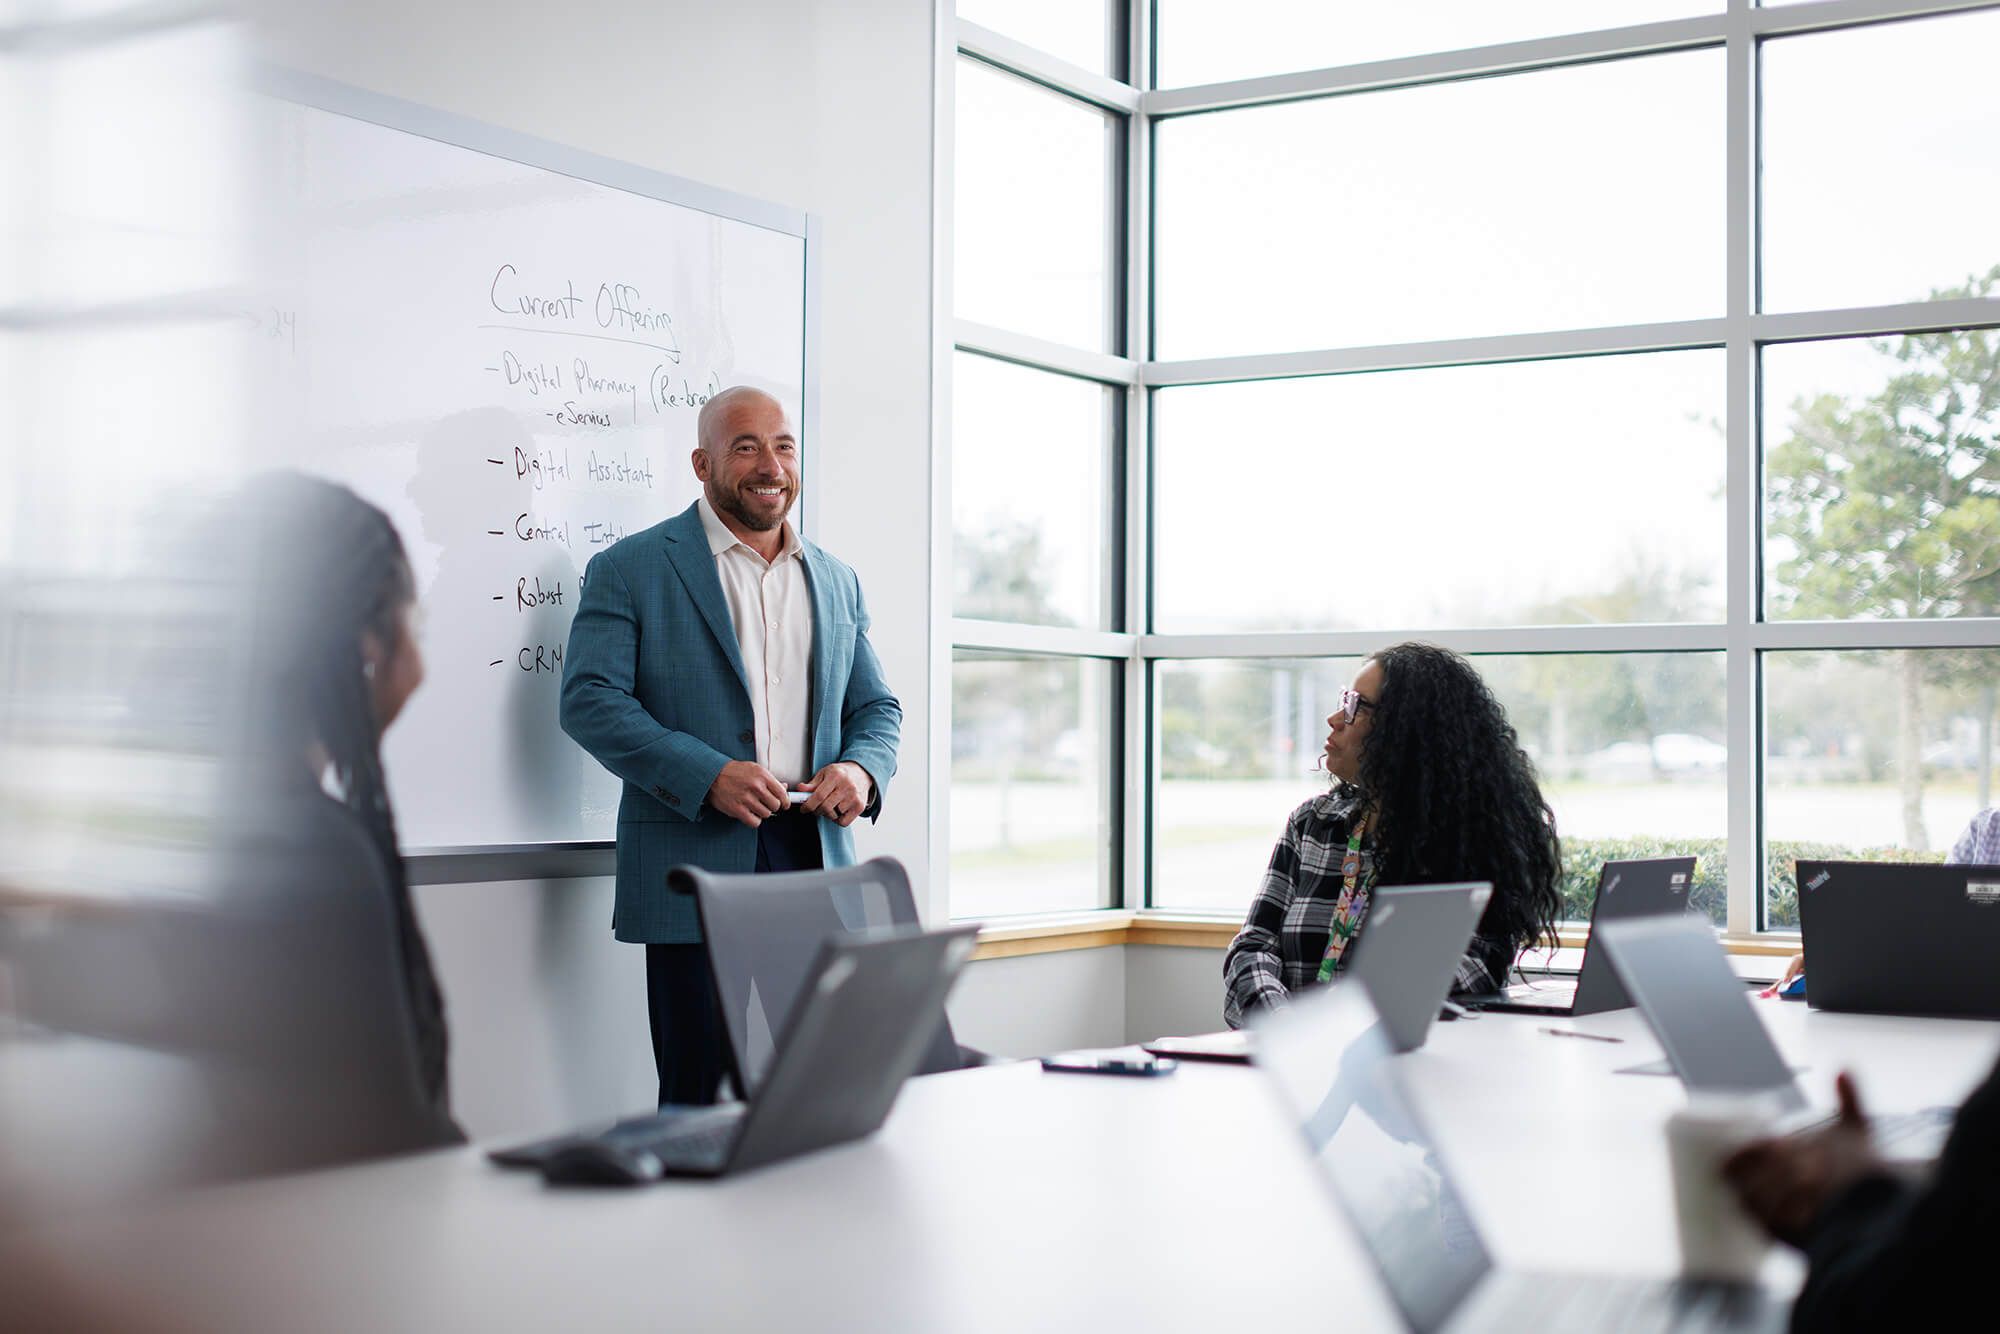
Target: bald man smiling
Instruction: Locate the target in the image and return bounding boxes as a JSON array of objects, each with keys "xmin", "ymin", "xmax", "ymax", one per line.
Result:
[{"xmin": 561, "ymin": 386, "xmax": 901, "ymax": 1106}]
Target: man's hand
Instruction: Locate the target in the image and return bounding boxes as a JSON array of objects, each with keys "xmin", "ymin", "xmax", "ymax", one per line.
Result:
[
  {"xmin": 797, "ymin": 762, "xmax": 873, "ymax": 828},
  {"xmin": 1722, "ymin": 1072, "xmax": 1885, "ymax": 1248},
  {"xmin": 707, "ymin": 761, "xmax": 789, "ymax": 829}
]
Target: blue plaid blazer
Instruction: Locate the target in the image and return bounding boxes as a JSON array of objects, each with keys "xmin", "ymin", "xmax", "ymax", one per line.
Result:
[{"xmin": 560, "ymin": 503, "xmax": 901, "ymax": 944}]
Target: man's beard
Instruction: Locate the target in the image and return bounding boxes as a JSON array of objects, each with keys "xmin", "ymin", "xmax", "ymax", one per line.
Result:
[{"xmin": 713, "ymin": 480, "xmax": 792, "ymax": 532}]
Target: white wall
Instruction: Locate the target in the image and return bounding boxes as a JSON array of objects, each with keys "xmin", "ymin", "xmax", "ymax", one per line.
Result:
[
  {"xmin": 948, "ymin": 948, "xmax": 1128, "ymax": 1058},
  {"xmin": 1124, "ymin": 945, "xmax": 1230, "ymax": 1045}
]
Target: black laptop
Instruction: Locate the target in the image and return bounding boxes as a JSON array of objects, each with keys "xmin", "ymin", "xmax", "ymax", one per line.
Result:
[
  {"xmin": 1252, "ymin": 982, "xmax": 1785, "ymax": 1334},
  {"xmin": 1471, "ymin": 857, "xmax": 1697, "ymax": 1016},
  {"xmin": 491, "ymin": 926, "xmax": 977, "ymax": 1181},
  {"xmin": 1795, "ymin": 859, "xmax": 2000, "ymax": 1019}
]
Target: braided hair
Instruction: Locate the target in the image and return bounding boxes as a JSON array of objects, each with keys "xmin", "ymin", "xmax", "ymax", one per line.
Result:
[
  {"xmin": 239, "ymin": 472, "xmax": 415, "ymax": 875},
  {"xmin": 1351, "ymin": 642, "xmax": 1563, "ymax": 967}
]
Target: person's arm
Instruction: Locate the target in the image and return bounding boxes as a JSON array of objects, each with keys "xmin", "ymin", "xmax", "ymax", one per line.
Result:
[
  {"xmin": 1450, "ymin": 932, "xmax": 1509, "ymax": 996},
  {"xmin": 1787, "ymin": 1062, "xmax": 2000, "ymax": 1333},
  {"xmin": 834, "ymin": 579, "xmax": 901, "ymax": 820},
  {"xmin": 1724, "ymin": 1063, "xmax": 2000, "ymax": 1333},
  {"xmin": 1223, "ymin": 811, "xmax": 1308, "ymax": 1029},
  {"xmin": 559, "ymin": 552, "xmax": 731, "ymax": 820},
  {"xmin": 1945, "ymin": 806, "xmax": 2000, "ymax": 865}
]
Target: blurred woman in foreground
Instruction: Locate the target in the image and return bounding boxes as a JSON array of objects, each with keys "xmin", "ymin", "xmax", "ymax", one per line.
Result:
[{"xmin": 215, "ymin": 472, "xmax": 463, "ymax": 1166}]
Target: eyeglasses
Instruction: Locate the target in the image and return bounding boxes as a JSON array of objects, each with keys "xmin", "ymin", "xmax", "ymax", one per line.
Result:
[{"xmin": 1338, "ymin": 687, "xmax": 1377, "ymax": 725}]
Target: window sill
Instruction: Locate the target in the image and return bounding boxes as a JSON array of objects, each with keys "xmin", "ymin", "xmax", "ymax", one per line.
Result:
[{"xmin": 966, "ymin": 912, "xmax": 1803, "ymax": 962}]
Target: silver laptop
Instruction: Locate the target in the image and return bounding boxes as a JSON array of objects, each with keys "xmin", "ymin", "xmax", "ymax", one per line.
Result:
[
  {"xmin": 496, "ymin": 926, "xmax": 977, "ymax": 1181},
  {"xmin": 1252, "ymin": 983, "xmax": 1784, "ymax": 1333},
  {"xmin": 1596, "ymin": 915, "xmax": 1954, "ymax": 1159},
  {"xmin": 678, "ymin": 858, "xmax": 963, "ymax": 1094},
  {"xmin": 1347, "ymin": 882, "xmax": 1492, "ymax": 1052}
]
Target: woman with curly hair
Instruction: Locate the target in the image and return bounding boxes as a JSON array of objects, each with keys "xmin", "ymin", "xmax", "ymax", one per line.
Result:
[{"xmin": 1223, "ymin": 642, "xmax": 1563, "ymax": 1028}]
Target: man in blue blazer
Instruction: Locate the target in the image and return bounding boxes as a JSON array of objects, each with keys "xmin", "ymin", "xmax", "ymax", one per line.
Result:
[{"xmin": 560, "ymin": 386, "xmax": 901, "ymax": 1106}]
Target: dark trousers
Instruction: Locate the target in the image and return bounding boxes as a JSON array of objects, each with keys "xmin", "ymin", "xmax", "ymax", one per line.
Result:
[{"xmin": 645, "ymin": 808, "xmax": 823, "ymax": 1107}]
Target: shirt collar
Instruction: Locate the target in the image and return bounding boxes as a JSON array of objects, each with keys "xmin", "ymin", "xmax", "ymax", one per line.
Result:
[{"xmin": 696, "ymin": 495, "xmax": 802, "ymax": 563}]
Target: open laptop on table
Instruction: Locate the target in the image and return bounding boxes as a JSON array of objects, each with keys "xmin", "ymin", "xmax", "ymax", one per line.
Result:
[
  {"xmin": 1144, "ymin": 881, "xmax": 1491, "ymax": 1063},
  {"xmin": 1596, "ymin": 915, "xmax": 1954, "ymax": 1161},
  {"xmin": 1253, "ymin": 982, "xmax": 1786, "ymax": 1333},
  {"xmin": 1470, "ymin": 857, "xmax": 1697, "ymax": 1017},
  {"xmin": 1347, "ymin": 881, "xmax": 1492, "ymax": 1052},
  {"xmin": 492, "ymin": 926, "xmax": 978, "ymax": 1183},
  {"xmin": 1795, "ymin": 859, "xmax": 2000, "ymax": 1019}
]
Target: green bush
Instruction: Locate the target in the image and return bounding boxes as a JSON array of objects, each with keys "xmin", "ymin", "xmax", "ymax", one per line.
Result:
[{"xmin": 1556, "ymin": 837, "xmax": 1942, "ymax": 930}]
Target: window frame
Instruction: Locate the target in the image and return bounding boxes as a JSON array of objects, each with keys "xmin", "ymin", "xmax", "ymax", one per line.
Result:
[{"xmin": 936, "ymin": 0, "xmax": 2000, "ymax": 935}]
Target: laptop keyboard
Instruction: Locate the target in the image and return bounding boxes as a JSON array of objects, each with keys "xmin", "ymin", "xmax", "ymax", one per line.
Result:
[
  {"xmin": 1481, "ymin": 1273, "xmax": 1776, "ymax": 1333},
  {"xmin": 1789, "ymin": 1104, "xmax": 1955, "ymax": 1151},
  {"xmin": 605, "ymin": 1105, "xmax": 744, "ymax": 1170}
]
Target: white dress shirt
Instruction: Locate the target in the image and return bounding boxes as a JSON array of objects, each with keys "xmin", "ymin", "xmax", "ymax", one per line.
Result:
[{"xmin": 696, "ymin": 497, "xmax": 814, "ymax": 785}]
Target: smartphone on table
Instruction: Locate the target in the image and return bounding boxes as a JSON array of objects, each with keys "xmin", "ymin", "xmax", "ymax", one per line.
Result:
[{"xmin": 1039, "ymin": 1047, "xmax": 1177, "ymax": 1077}]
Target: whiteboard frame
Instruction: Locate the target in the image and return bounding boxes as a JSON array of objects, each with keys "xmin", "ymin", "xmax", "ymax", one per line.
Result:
[{"xmin": 254, "ymin": 68, "xmax": 822, "ymax": 876}]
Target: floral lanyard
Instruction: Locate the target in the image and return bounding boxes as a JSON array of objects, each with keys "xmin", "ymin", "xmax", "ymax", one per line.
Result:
[{"xmin": 1316, "ymin": 815, "xmax": 1373, "ymax": 983}]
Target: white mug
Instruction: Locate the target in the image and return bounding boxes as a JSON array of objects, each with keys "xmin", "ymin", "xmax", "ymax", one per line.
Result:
[{"xmin": 1665, "ymin": 1095, "xmax": 1780, "ymax": 1281}]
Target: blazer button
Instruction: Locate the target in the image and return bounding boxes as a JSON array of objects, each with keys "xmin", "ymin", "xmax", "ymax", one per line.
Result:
[
  {"xmin": 665, "ymin": 794, "xmax": 680, "ymax": 807},
  {"xmin": 738, "ymin": 730, "xmax": 755, "ymax": 744},
  {"xmin": 652, "ymin": 786, "xmax": 668, "ymax": 800}
]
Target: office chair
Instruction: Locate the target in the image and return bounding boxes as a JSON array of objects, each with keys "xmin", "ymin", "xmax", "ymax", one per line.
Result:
[{"xmin": 668, "ymin": 856, "xmax": 988, "ymax": 1094}]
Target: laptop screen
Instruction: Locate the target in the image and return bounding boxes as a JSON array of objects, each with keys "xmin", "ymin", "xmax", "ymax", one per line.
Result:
[
  {"xmin": 1254, "ymin": 986, "xmax": 1492, "ymax": 1334},
  {"xmin": 695, "ymin": 866, "xmax": 927, "ymax": 1092},
  {"xmin": 1595, "ymin": 915, "xmax": 1806, "ymax": 1113}
]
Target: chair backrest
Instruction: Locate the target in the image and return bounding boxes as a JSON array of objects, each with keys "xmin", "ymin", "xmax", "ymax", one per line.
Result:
[{"xmin": 670, "ymin": 856, "xmax": 965, "ymax": 1094}]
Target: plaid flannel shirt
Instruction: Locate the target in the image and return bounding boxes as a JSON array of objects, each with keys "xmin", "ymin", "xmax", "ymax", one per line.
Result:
[
  {"xmin": 1222, "ymin": 788, "xmax": 1505, "ymax": 1029},
  {"xmin": 1949, "ymin": 808, "xmax": 2000, "ymax": 865}
]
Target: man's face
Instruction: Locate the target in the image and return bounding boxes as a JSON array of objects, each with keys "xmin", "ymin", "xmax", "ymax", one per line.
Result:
[{"xmin": 691, "ymin": 394, "xmax": 799, "ymax": 533}]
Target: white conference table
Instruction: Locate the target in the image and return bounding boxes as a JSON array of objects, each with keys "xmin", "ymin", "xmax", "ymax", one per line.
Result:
[{"xmin": 14, "ymin": 1001, "xmax": 1999, "ymax": 1333}]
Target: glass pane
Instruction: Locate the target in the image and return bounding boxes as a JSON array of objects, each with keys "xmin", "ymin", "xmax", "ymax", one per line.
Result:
[
  {"xmin": 952, "ymin": 353, "xmax": 1116, "ymax": 629},
  {"xmin": 951, "ymin": 653, "xmax": 1116, "ymax": 917},
  {"xmin": 1153, "ymin": 352, "xmax": 1726, "ymax": 633},
  {"xmin": 13, "ymin": 22, "xmax": 246, "ymax": 309},
  {"xmin": 955, "ymin": 58, "xmax": 1119, "ymax": 352},
  {"xmin": 1764, "ymin": 330, "xmax": 2000, "ymax": 622},
  {"xmin": 0, "ymin": 50, "xmax": 21, "ymax": 306},
  {"xmin": 957, "ymin": 0, "xmax": 1123, "ymax": 80},
  {"xmin": 9, "ymin": 318, "xmax": 247, "ymax": 577},
  {"xmin": 1761, "ymin": 10, "xmax": 2000, "ymax": 313},
  {"xmin": 1155, "ymin": 0, "xmax": 1717, "ymax": 88},
  {"xmin": 1153, "ymin": 50, "xmax": 1723, "ymax": 358},
  {"xmin": 1764, "ymin": 649, "xmax": 2000, "ymax": 926},
  {"xmin": 1154, "ymin": 653, "xmax": 1728, "ymax": 922}
]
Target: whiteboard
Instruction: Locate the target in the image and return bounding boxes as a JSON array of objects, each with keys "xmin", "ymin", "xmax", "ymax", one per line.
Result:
[{"xmin": 250, "ymin": 74, "xmax": 815, "ymax": 850}]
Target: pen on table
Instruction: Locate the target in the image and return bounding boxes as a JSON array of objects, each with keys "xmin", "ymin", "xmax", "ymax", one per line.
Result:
[{"xmin": 1538, "ymin": 1026, "xmax": 1624, "ymax": 1044}]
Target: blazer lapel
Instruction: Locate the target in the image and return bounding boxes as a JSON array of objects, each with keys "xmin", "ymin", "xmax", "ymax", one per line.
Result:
[
  {"xmin": 800, "ymin": 543, "xmax": 839, "ymax": 747},
  {"xmin": 661, "ymin": 505, "xmax": 752, "ymax": 700}
]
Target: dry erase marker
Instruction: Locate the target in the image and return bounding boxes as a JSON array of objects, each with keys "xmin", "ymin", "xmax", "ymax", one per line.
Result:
[{"xmin": 1539, "ymin": 1026, "xmax": 1624, "ymax": 1044}]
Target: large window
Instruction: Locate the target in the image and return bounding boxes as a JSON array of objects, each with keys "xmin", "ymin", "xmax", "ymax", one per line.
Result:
[
  {"xmin": 944, "ymin": 2, "xmax": 2000, "ymax": 933},
  {"xmin": 946, "ymin": 20, "xmax": 1133, "ymax": 917}
]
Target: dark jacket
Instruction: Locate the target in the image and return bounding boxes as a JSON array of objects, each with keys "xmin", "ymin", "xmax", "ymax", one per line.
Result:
[{"xmin": 1790, "ymin": 1055, "xmax": 2000, "ymax": 1332}]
